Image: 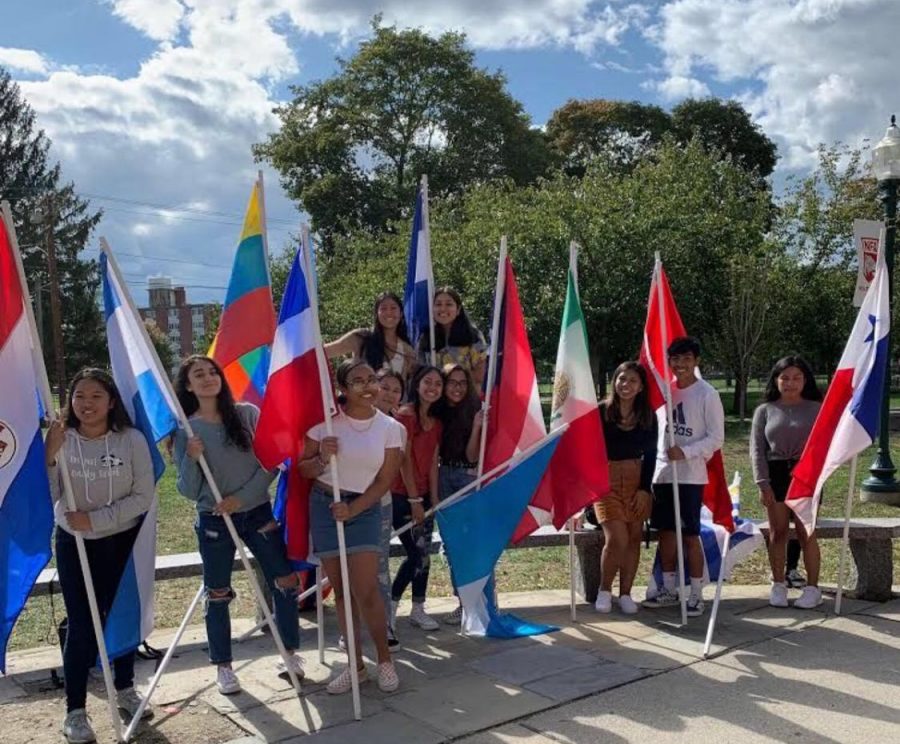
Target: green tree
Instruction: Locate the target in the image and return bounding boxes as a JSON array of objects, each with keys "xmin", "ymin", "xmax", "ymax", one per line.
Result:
[
  {"xmin": 0, "ymin": 68, "xmax": 104, "ymax": 384},
  {"xmin": 199, "ymin": 302, "xmax": 222, "ymax": 353},
  {"xmin": 144, "ymin": 318, "xmax": 176, "ymax": 376},
  {"xmin": 255, "ymin": 21, "xmax": 552, "ymax": 249}
]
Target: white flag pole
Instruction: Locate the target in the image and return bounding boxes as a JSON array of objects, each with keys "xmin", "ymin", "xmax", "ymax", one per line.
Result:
[
  {"xmin": 567, "ymin": 241, "xmax": 579, "ymax": 623},
  {"xmin": 4, "ymin": 203, "xmax": 125, "ymax": 742},
  {"xmin": 316, "ymin": 565, "xmax": 326, "ymax": 664},
  {"xmin": 476, "ymin": 237, "xmax": 507, "ymax": 485},
  {"xmin": 421, "ymin": 175, "xmax": 437, "ymax": 367},
  {"xmin": 654, "ymin": 252, "xmax": 688, "ymax": 626},
  {"xmin": 99, "ymin": 239, "xmax": 304, "ymax": 701},
  {"xmin": 835, "ymin": 456, "xmax": 858, "ymax": 615},
  {"xmin": 702, "ymin": 531, "xmax": 731, "ymax": 658},
  {"xmin": 301, "ymin": 224, "xmax": 362, "ymax": 720}
]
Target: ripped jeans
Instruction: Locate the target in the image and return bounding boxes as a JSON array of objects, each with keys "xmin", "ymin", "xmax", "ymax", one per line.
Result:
[{"xmin": 195, "ymin": 502, "xmax": 299, "ymax": 665}]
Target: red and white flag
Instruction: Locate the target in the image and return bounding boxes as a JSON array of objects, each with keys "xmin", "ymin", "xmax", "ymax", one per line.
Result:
[
  {"xmin": 639, "ymin": 259, "xmax": 734, "ymax": 532},
  {"xmin": 519, "ymin": 247, "xmax": 609, "ymax": 539}
]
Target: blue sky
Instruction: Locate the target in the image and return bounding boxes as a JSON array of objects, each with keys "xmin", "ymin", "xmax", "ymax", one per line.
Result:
[{"xmin": 3, "ymin": 1, "xmax": 898, "ymax": 303}]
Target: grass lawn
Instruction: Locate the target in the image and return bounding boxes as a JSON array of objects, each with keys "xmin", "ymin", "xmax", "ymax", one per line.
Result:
[{"xmin": 8, "ymin": 388, "xmax": 900, "ymax": 653}]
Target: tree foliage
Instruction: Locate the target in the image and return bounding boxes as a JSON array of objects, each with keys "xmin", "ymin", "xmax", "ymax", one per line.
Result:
[
  {"xmin": 255, "ymin": 21, "xmax": 552, "ymax": 249},
  {"xmin": 0, "ymin": 68, "xmax": 104, "ymax": 384}
]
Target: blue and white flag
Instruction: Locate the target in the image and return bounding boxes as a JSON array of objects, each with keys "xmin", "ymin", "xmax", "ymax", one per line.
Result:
[
  {"xmin": 101, "ymin": 247, "xmax": 179, "ymax": 659},
  {"xmin": 0, "ymin": 215, "xmax": 53, "ymax": 673},
  {"xmin": 437, "ymin": 435, "xmax": 560, "ymax": 638},
  {"xmin": 646, "ymin": 473, "xmax": 764, "ymax": 599},
  {"xmin": 403, "ymin": 181, "xmax": 433, "ymax": 349}
]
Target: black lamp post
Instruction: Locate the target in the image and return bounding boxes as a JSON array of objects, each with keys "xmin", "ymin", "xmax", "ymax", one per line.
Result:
[{"xmin": 862, "ymin": 116, "xmax": 900, "ymax": 505}]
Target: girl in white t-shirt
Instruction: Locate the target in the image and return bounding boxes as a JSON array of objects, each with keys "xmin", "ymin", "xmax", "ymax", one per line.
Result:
[{"xmin": 300, "ymin": 360, "xmax": 404, "ymax": 695}]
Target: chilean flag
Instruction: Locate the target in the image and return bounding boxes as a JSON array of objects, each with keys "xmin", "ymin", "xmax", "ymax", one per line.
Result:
[
  {"xmin": 0, "ymin": 211, "xmax": 53, "ymax": 673},
  {"xmin": 786, "ymin": 240, "xmax": 890, "ymax": 534},
  {"xmin": 639, "ymin": 258, "xmax": 734, "ymax": 532},
  {"xmin": 254, "ymin": 238, "xmax": 330, "ymax": 560},
  {"xmin": 403, "ymin": 179, "xmax": 434, "ymax": 350},
  {"xmin": 483, "ymin": 256, "xmax": 547, "ymax": 541}
]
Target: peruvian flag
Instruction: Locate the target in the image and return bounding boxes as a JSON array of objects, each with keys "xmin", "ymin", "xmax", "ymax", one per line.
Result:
[
  {"xmin": 786, "ymin": 239, "xmax": 889, "ymax": 534},
  {"xmin": 254, "ymin": 237, "xmax": 332, "ymax": 560},
  {"xmin": 639, "ymin": 257, "xmax": 734, "ymax": 532},
  {"xmin": 518, "ymin": 247, "xmax": 609, "ymax": 538}
]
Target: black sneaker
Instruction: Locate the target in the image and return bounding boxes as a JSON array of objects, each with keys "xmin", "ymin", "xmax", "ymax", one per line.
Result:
[
  {"xmin": 686, "ymin": 596, "xmax": 705, "ymax": 617},
  {"xmin": 642, "ymin": 589, "xmax": 680, "ymax": 608},
  {"xmin": 387, "ymin": 625, "xmax": 400, "ymax": 649},
  {"xmin": 785, "ymin": 569, "xmax": 807, "ymax": 589}
]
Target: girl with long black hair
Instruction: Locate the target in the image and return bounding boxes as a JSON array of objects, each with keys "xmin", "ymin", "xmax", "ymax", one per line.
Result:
[
  {"xmin": 417, "ymin": 287, "xmax": 488, "ymax": 387},
  {"xmin": 172, "ymin": 355, "xmax": 302, "ymax": 696},
  {"xmin": 45, "ymin": 368, "xmax": 155, "ymax": 743}
]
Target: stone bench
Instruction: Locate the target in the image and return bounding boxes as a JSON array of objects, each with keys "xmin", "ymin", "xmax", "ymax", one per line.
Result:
[{"xmin": 30, "ymin": 519, "xmax": 899, "ymax": 604}]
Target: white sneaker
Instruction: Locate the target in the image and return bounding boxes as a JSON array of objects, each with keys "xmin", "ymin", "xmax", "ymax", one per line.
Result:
[
  {"xmin": 618, "ymin": 595, "xmax": 639, "ymax": 615},
  {"xmin": 794, "ymin": 585, "xmax": 823, "ymax": 609},
  {"xmin": 686, "ymin": 596, "xmax": 705, "ymax": 617},
  {"xmin": 769, "ymin": 582, "xmax": 789, "ymax": 608},
  {"xmin": 276, "ymin": 653, "xmax": 306, "ymax": 681},
  {"xmin": 116, "ymin": 687, "xmax": 153, "ymax": 720},
  {"xmin": 376, "ymin": 661, "xmax": 400, "ymax": 692},
  {"xmin": 444, "ymin": 604, "xmax": 463, "ymax": 625},
  {"xmin": 409, "ymin": 603, "xmax": 440, "ymax": 631},
  {"xmin": 594, "ymin": 590, "xmax": 613, "ymax": 613},
  {"xmin": 216, "ymin": 666, "xmax": 241, "ymax": 695},
  {"xmin": 643, "ymin": 589, "xmax": 680, "ymax": 608},
  {"xmin": 63, "ymin": 709, "xmax": 96, "ymax": 744},
  {"xmin": 326, "ymin": 665, "xmax": 368, "ymax": 695}
]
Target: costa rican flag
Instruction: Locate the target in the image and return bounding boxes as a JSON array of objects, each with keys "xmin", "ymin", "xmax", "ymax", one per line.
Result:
[
  {"xmin": 100, "ymin": 245, "xmax": 179, "ymax": 659},
  {"xmin": 0, "ymin": 210, "xmax": 53, "ymax": 673},
  {"xmin": 403, "ymin": 179, "xmax": 434, "ymax": 350},
  {"xmin": 786, "ymin": 235, "xmax": 890, "ymax": 534}
]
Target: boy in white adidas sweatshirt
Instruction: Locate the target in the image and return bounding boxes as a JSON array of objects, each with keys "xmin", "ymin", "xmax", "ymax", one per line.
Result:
[{"xmin": 645, "ymin": 336, "xmax": 725, "ymax": 617}]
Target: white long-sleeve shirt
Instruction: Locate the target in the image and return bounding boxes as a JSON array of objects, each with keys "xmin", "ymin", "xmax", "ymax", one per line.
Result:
[{"xmin": 653, "ymin": 378, "xmax": 725, "ymax": 485}]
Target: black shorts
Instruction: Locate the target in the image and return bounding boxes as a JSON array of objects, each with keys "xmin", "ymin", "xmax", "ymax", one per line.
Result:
[
  {"xmin": 767, "ymin": 459, "xmax": 798, "ymax": 503},
  {"xmin": 650, "ymin": 483, "xmax": 704, "ymax": 536}
]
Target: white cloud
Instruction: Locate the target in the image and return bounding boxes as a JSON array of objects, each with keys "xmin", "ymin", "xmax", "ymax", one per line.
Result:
[
  {"xmin": 651, "ymin": 74, "xmax": 710, "ymax": 100},
  {"xmin": 0, "ymin": 47, "xmax": 50, "ymax": 75},
  {"xmin": 648, "ymin": 0, "xmax": 900, "ymax": 167},
  {"xmin": 106, "ymin": 0, "xmax": 186, "ymax": 42}
]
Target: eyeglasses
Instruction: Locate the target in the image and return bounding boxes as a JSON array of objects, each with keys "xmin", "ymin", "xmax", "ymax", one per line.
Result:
[
  {"xmin": 445, "ymin": 379, "xmax": 467, "ymax": 389},
  {"xmin": 347, "ymin": 377, "xmax": 378, "ymax": 390}
]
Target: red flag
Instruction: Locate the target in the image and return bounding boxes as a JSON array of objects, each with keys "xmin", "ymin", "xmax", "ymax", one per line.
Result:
[{"xmin": 639, "ymin": 261, "xmax": 734, "ymax": 532}]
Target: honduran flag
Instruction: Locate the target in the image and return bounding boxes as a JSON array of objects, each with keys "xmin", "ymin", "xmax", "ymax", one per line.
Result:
[
  {"xmin": 527, "ymin": 246, "xmax": 609, "ymax": 535},
  {"xmin": 438, "ymin": 434, "xmax": 561, "ymax": 637},
  {"xmin": 639, "ymin": 257, "xmax": 734, "ymax": 532},
  {"xmin": 99, "ymin": 244, "xmax": 179, "ymax": 659},
  {"xmin": 786, "ymin": 239, "xmax": 890, "ymax": 534},
  {"xmin": 0, "ymin": 211, "xmax": 53, "ymax": 673},
  {"xmin": 403, "ymin": 177, "xmax": 434, "ymax": 351},
  {"xmin": 209, "ymin": 178, "xmax": 277, "ymax": 406},
  {"xmin": 255, "ymin": 236, "xmax": 330, "ymax": 560}
]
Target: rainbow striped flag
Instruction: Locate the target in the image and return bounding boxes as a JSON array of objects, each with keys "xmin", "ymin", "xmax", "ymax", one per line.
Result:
[{"xmin": 209, "ymin": 179, "xmax": 276, "ymax": 405}]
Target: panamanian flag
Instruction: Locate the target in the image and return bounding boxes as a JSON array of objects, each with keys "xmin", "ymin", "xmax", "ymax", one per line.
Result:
[
  {"xmin": 0, "ymin": 211, "xmax": 54, "ymax": 673},
  {"xmin": 100, "ymin": 245, "xmax": 180, "ymax": 659},
  {"xmin": 403, "ymin": 179, "xmax": 434, "ymax": 350},
  {"xmin": 786, "ymin": 233, "xmax": 890, "ymax": 534}
]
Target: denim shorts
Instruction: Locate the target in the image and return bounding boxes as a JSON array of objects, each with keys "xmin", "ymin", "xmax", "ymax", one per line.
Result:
[{"xmin": 309, "ymin": 482, "xmax": 381, "ymax": 558}]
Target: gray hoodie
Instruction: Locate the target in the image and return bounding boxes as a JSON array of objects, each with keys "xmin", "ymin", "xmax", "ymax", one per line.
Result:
[{"xmin": 49, "ymin": 427, "xmax": 156, "ymax": 540}]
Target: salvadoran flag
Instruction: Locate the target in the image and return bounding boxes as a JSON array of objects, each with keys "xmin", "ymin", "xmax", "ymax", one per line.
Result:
[
  {"xmin": 786, "ymin": 236, "xmax": 890, "ymax": 534},
  {"xmin": 646, "ymin": 473, "xmax": 764, "ymax": 599},
  {"xmin": 403, "ymin": 180, "xmax": 434, "ymax": 350},
  {"xmin": 255, "ymin": 237, "xmax": 331, "ymax": 561},
  {"xmin": 437, "ymin": 434, "xmax": 561, "ymax": 637},
  {"xmin": 100, "ymin": 246, "xmax": 180, "ymax": 659},
  {"xmin": 0, "ymin": 212, "xmax": 54, "ymax": 673}
]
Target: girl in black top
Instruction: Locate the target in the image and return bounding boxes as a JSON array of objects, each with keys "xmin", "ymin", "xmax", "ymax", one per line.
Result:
[{"xmin": 593, "ymin": 361, "xmax": 657, "ymax": 615}]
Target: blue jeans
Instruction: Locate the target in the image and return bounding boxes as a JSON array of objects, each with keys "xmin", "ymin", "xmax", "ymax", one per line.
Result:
[
  {"xmin": 440, "ymin": 467, "xmax": 476, "ymax": 596},
  {"xmin": 195, "ymin": 503, "xmax": 299, "ymax": 665},
  {"xmin": 391, "ymin": 493, "xmax": 434, "ymax": 603},
  {"xmin": 378, "ymin": 499, "xmax": 393, "ymax": 622}
]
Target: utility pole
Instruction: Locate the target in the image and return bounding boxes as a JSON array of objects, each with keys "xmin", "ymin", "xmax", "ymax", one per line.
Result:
[
  {"xmin": 33, "ymin": 278, "xmax": 44, "ymax": 348},
  {"xmin": 41, "ymin": 194, "xmax": 67, "ymax": 406}
]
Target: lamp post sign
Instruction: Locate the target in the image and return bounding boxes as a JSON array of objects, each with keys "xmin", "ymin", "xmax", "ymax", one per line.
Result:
[{"xmin": 853, "ymin": 219, "xmax": 884, "ymax": 307}]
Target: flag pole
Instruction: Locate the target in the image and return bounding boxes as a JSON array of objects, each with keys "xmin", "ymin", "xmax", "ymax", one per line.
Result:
[
  {"xmin": 301, "ymin": 225, "xmax": 362, "ymax": 720},
  {"xmin": 702, "ymin": 531, "xmax": 731, "ymax": 658},
  {"xmin": 835, "ymin": 455, "xmax": 858, "ymax": 615},
  {"xmin": 316, "ymin": 565, "xmax": 326, "ymax": 664},
  {"xmin": 100, "ymin": 239, "xmax": 304, "ymax": 701},
  {"xmin": 2, "ymin": 203, "xmax": 125, "ymax": 742},
  {"xmin": 654, "ymin": 252, "xmax": 688, "ymax": 626},
  {"xmin": 568, "ymin": 241, "xmax": 580, "ymax": 624},
  {"xmin": 421, "ymin": 175, "xmax": 437, "ymax": 367},
  {"xmin": 476, "ymin": 236, "xmax": 507, "ymax": 485}
]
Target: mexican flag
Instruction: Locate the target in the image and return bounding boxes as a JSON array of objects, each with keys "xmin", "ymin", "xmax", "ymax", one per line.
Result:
[{"xmin": 512, "ymin": 247, "xmax": 610, "ymax": 541}]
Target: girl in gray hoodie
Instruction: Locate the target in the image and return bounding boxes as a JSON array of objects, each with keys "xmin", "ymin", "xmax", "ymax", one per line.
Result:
[{"xmin": 45, "ymin": 368, "xmax": 155, "ymax": 744}]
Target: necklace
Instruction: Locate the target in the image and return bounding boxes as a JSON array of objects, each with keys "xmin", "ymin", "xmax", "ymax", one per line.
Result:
[{"xmin": 344, "ymin": 411, "xmax": 377, "ymax": 433}]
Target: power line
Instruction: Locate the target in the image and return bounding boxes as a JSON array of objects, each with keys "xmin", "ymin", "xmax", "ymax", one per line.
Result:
[{"xmin": 82, "ymin": 247, "xmax": 232, "ymax": 270}]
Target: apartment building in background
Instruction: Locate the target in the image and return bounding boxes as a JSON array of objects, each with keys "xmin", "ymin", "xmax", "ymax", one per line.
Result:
[{"xmin": 139, "ymin": 277, "xmax": 217, "ymax": 362}]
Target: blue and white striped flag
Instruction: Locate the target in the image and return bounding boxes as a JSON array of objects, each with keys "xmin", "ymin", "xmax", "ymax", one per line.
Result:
[
  {"xmin": 100, "ymin": 247, "xmax": 179, "ymax": 658},
  {"xmin": 403, "ymin": 180, "xmax": 433, "ymax": 349}
]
